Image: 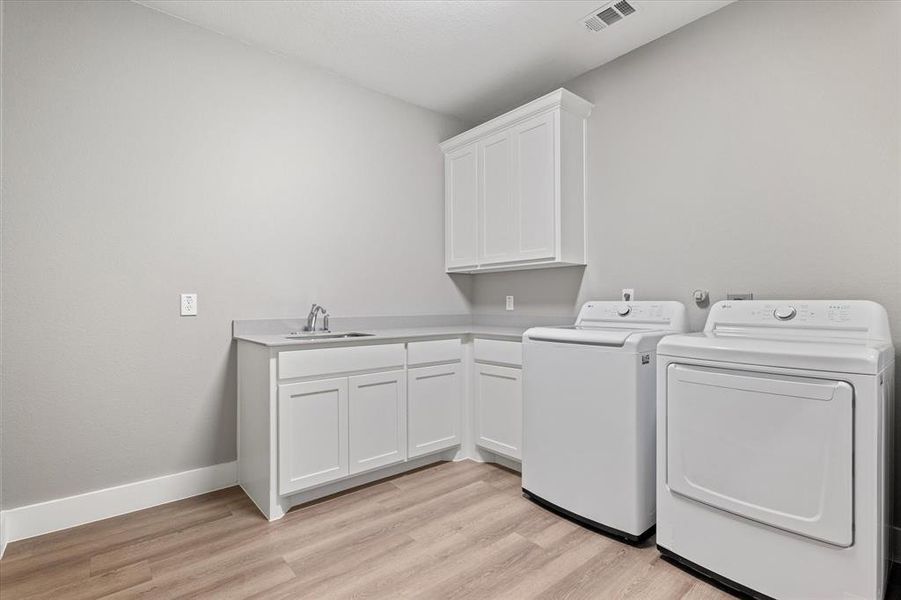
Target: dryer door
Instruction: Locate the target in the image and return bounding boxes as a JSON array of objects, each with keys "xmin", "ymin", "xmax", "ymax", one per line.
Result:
[{"xmin": 665, "ymin": 364, "xmax": 853, "ymax": 547}]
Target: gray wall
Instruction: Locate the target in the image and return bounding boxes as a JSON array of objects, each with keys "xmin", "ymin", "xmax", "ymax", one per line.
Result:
[
  {"xmin": 474, "ymin": 0, "xmax": 900, "ymax": 330},
  {"xmin": 472, "ymin": 0, "xmax": 901, "ymax": 512},
  {"xmin": 1, "ymin": 0, "xmax": 469, "ymax": 508}
]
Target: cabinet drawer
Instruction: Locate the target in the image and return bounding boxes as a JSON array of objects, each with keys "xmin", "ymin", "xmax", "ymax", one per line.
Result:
[
  {"xmin": 474, "ymin": 338, "xmax": 522, "ymax": 367},
  {"xmin": 278, "ymin": 344, "xmax": 405, "ymax": 380},
  {"xmin": 407, "ymin": 339, "xmax": 462, "ymax": 366}
]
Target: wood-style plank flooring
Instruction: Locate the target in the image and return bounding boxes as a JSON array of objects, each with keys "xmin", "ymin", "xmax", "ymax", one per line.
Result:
[{"xmin": 0, "ymin": 461, "xmax": 739, "ymax": 599}]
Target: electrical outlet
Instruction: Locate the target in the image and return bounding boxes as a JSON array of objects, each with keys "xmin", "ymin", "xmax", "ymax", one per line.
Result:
[
  {"xmin": 505, "ymin": 295, "xmax": 514, "ymax": 311},
  {"xmin": 622, "ymin": 288, "xmax": 635, "ymax": 302},
  {"xmin": 180, "ymin": 293, "xmax": 198, "ymax": 316}
]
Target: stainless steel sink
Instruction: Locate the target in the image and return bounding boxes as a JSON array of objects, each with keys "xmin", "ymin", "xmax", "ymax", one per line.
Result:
[{"xmin": 285, "ymin": 332, "xmax": 375, "ymax": 341}]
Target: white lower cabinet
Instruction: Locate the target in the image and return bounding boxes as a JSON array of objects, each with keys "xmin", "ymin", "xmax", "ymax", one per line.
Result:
[
  {"xmin": 475, "ymin": 363, "xmax": 522, "ymax": 460},
  {"xmin": 278, "ymin": 377, "xmax": 349, "ymax": 495},
  {"xmin": 349, "ymin": 370, "xmax": 407, "ymax": 475},
  {"xmin": 240, "ymin": 336, "xmax": 517, "ymax": 520},
  {"xmin": 408, "ymin": 363, "xmax": 463, "ymax": 458}
]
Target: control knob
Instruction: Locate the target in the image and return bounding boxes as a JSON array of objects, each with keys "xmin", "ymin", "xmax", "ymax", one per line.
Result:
[{"xmin": 774, "ymin": 305, "xmax": 797, "ymax": 321}]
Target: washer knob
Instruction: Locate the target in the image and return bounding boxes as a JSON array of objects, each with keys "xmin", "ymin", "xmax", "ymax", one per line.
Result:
[
  {"xmin": 774, "ymin": 305, "xmax": 797, "ymax": 321},
  {"xmin": 617, "ymin": 305, "xmax": 631, "ymax": 317}
]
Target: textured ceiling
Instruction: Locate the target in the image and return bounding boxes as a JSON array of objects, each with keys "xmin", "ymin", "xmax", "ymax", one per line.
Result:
[{"xmin": 134, "ymin": 0, "xmax": 733, "ymax": 122}]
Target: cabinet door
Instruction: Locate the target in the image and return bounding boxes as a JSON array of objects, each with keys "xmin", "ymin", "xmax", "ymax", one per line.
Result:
[
  {"xmin": 512, "ymin": 112, "xmax": 556, "ymax": 260},
  {"xmin": 278, "ymin": 378, "xmax": 348, "ymax": 495},
  {"xmin": 408, "ymin": 363, "xmax": 462, "ymax": 458},
  {"xmin": 445, "ymin": 142, "xmax": 479, "ymax": 270},
  {"xmin": 479, "ymin": 129, "xmax": 516, "ymax": 264},
  {"xmin": 475, "ymin": 364, "xmax": 522, "ymax": 460},
  {"xmin": 349, "ymin": 370, "xmax": 407, "ymax": 475}
]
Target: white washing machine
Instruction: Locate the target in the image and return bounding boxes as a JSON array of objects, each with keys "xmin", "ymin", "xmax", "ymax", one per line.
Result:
[
  {"xmin": 522, "ymin": 300, "xmax": 688, "ymax": 541},
  {"xmin": 657, "ymin": 300, "xmax": 895, "ymax": 599}
]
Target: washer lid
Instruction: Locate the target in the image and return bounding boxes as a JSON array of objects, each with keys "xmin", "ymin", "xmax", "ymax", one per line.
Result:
[
  {"xmin": 658, "ymin": 332, "xmax": 893, "ymax": 374},
  {"xmin": 524, "ymin": 326, "xmax": 641, "ymax": 347},
  {"xmin": 523, "ymin": 301, "xmax": 688, "ymax": 350}
]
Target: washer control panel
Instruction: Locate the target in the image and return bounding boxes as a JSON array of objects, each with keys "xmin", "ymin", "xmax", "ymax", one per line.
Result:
[
  {"xmin": 576, "ymin": 301, "xmax": 688, "ymax": 331},
  {"xmin": 706, "ymin": 300, "xmax": 890, "ymax": 339}
]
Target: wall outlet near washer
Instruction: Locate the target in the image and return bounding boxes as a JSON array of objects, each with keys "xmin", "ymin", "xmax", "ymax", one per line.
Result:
[
  {"xmin": 622, "ymin": 289, "xmax": 635, "ymax": 302},
  {"xmin": 180, "ymin": 293, "xmax": 198, "ymax": 316},
  {"xmin": 505, "ymin": 295, "xmax": 514, "ymax": 311}
]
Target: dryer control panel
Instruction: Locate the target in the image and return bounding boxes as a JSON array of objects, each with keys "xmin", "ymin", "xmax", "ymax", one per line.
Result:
[{"xmin": 706, "ymin": 300, "xmax": 891, "ymax": 341}]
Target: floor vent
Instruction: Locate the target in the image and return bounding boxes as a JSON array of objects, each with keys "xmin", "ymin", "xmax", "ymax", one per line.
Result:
[{"xmin": 582, "ymin": 0, "xmax": 639, "ymax": 32}]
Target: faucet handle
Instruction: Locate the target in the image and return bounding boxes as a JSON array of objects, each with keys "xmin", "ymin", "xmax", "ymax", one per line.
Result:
[{"xmin": 322, "ymin": 312, "xmax": 329, "ymax": 332}]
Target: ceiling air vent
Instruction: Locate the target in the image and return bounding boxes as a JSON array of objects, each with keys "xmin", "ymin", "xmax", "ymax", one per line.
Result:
[
  {"xmin": 614, "ymin": 0, "xmax": 636, "ymax": 17},
  {"xmin": 584, "ymin": 14, "xmax": 604, "ymax": 32},
  {"xmin": 582, "ymin": 0, "xmax": 638, "ymax": 32},
  {"xmin": 598, "ymin": 7, "xmax": 622, "ymax": 26}
]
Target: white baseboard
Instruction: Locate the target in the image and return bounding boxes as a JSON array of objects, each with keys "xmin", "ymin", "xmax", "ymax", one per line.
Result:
[
  {"xmin": 470, "ymin": 447, "xmax": 522, "ymax": 473},
  {"xmin": 0, "ymin": 461, "xmax": 237, "ymax": 556},
  {"xmin": 278, "ymin": 449, "xmax": 459, "ymax": 518},
  {"xmin": 0, "ymin": 511, "xmax": 8, "ymax": 560}
]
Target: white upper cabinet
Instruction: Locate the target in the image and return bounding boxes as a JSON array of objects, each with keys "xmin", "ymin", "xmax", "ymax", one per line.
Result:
[
  {"xmin": 512, "ymin": 112, "xmax": 556, "ymax": 261},
  {"xmin": 445, "ymin": 142, "xmax": 479, "ymax": 270},
  {"xmin": 480, "ymin": 129, "xmax": 516, "ymax": 264},
  {"xmin": 441, "ymin": 89, "xmax": 593, "ymax": 273}
]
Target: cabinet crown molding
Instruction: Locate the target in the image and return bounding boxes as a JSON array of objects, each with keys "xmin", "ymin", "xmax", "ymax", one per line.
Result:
[{"xmin": 440, "ymin": 88, "xmax": 593, "ymax": 153}]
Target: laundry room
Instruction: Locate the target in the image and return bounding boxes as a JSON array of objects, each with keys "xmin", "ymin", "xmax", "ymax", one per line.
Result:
[{"xmin": 1, "ymin": 1, "xmax": 899, "ymax": 599}]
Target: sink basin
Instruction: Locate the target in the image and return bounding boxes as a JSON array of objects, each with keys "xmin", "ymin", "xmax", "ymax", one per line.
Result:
[{"xmin": 285, "ymin": 332, "xmax": 375, "ymax": 341}]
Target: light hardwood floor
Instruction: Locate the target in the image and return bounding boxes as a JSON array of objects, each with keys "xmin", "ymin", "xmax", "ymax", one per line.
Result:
[{"xmin": 0, "ymin": 461, "xmax": 737, "ymax": 599}]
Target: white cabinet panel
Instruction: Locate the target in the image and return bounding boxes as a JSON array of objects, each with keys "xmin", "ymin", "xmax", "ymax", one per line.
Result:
[
  {"xmin": 349, "ymin": 370, "xmax": 406, "ymax": 475},
  {"xmin": 513, "ymin": 112, "xmax": 556, "ymax": 260},
  {"xmin": 278, "ymin": 378, "xmax": 348, "ymax": 495},
  {"xmin": 441, "ymin": 88, "xmax": 592, "ymax": 273},
  {"xmin": 480, "ymin": 129, "xmax": 516, "ymax": 264},
  {"xmin": 408, "ymin": 363, "xmax": 462, "ymax": 458},
  {"xmin": 475, "ymin": 364, "xmax": 522, "ymax": 460},
  {"xmin": 445, "ymin": 143, "xmax": 479, "ymax": 269}
]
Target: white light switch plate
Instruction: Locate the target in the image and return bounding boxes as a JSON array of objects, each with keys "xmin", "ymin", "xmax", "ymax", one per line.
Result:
[
  {"xmin": 180, "ymin": 293, "xmax": 198, "ymax": 316},
  {"xmin": 505, "ymin": 295, "xmax": 514, "ymax": 311}
]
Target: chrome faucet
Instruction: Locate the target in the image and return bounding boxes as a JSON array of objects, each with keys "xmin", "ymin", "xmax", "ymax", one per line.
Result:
[{"xmin": 303, "ymin": 304, "xmax": 329, "ymax": 332}]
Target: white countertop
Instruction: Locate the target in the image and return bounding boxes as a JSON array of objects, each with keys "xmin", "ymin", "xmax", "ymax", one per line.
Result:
[{"xmin": 234, "ymin": 325, "xmax": 528, "ymax": 348}]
